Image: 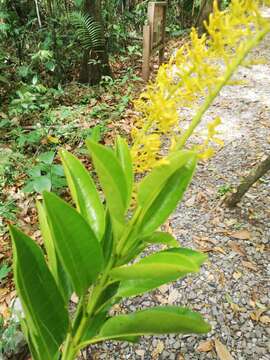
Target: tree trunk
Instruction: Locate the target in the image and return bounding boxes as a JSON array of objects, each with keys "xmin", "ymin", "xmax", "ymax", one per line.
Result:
[
  {"xmin": 79, "ymin": 0, "xmax": 111, "ymax": 85},
  {"xmin": 225, "ymin": 154, "xmax": 270, "ymax": 208}
]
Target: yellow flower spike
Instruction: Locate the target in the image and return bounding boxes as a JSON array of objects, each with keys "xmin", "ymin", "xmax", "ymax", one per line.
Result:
[
  {"xmin": 198, "ymin": 148, "xmax": 215, "ymax": 160},
  {"xmin": 131, "ymin": 0, "xmax": 270, "ymax": 173}
]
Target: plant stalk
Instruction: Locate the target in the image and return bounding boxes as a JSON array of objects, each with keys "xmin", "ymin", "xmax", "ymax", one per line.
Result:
[
  {"xmin": 61, "ymin": 255, "xmax": 116, "ymax": 360},
  {"xmin": 175, "ymin": 25, "xmax": 270, "ymax": 150}
]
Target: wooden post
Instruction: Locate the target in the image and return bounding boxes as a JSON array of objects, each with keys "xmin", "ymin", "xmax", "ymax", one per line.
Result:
[
  {"xmin": 148, "ymin": 2, "xmax": 156, "ymax": 50},
  {"xmin": 142, "ymin": 23, "xmax": 151, "ymax": 81},
  {"xmin": 159, "ymin": 4, "xmax": 166, "ymax": 64},
  {"xmin": 142, "ymin": 1, "xmax": 167, "ymax": 80}
]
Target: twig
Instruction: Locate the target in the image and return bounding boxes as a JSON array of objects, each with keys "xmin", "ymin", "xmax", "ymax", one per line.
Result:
[{"xmin": 34, "ymin": 0, "xmax": 42, "ymax": 28}]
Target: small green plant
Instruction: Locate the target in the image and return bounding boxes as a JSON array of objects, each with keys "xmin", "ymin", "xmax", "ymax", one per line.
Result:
[
  {"xmin": 0, "ymin": 263, "xmax": 11, "ymax": 282},
  {"xmin": 0, "ymin": 312, "xmax": 26, "ymax": 359},
  {"xmin": 8, "ymin": 78, "xmax": 63, "ymax": 117},
  {"xmin": 23, "ymin": 151, "xmax": 66, "ymax": 194},
  {"xmin": 0, "ymin": 200, "xmax": 17, "ymax": 236},
  {"xmin": 10, "ymin": 137, "xmax": 210, "ymax": 360},
  {"xmin": 17, "ymin": 129, "xmax": 43, "ymax": 150},
  {"xmin": 0, "ymin": 315, "xmax": 17, "ymax": 357},
  {"xmin": 217, "ymin": 184, "xmax": 232, "ymax": 197}
]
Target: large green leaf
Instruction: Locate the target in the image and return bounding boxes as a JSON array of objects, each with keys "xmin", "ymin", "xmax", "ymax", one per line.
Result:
[
  {"xmin": 60, "ymin": 149, "xmax": 105, "ymax": 240},
  {"xmin": 10, "ymin": 226, "xmax": 69, "ymax": 360},
  {"xmin": 86, "ymin": 140, "xmax": 128, "ymax": 221},
  {"xmin": 37, "ymin": 201, "xmax": 57, "ymax": 275},
  {"xmin": 138, "ymin": 150, "xmax": 195, "ymax": 207},
  {"xmin": 110, "ymin": 249, "xmax": 199, "ymax": 281},
  {"xmin": 166, "ymin": 247, "xmax": 207, "ymax": 266},
  {"xmin": 43, "ymin": 191, "xmax": 104, "ymax": 296},
  {"xmin": 115, "ymin": 136, "xmax": 133, "ymax": 209},
  {"xmin": 94, "ymin": 306, "xmax": 211, "ymax": 342},
  {"xmin": 142, "ymin": 231, "xmax": 179, "ymax": 247},
  {"xmin": 140, "ymin": 156, "xmax": 197, "ymax": 236},
  {"xmin": 116, "ymin": 248, "xmax": 207, "ymax": 298},
  {"xmin": 37, "ymin": 201, "xmax": 72, "ymax": 303},
  {"xmin": 101, "ymin": 211, "xmax": 114, "ymax": 264}
]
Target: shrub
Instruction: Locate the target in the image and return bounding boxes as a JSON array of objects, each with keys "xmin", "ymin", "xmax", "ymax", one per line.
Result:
[{"xmin": 10, "ymin": 138, "xmax": 210, "ymax": 360}]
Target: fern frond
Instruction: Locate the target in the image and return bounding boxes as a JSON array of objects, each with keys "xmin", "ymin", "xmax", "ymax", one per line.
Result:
[{"xmin": 70, "ymin": 11, "xmax": 104, "ymax": 51}]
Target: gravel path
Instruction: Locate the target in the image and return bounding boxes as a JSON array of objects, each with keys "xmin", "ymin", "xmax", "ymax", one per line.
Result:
[{"xmin": 89, "ymin": 26, "xmax": 270, "ymax": 360}]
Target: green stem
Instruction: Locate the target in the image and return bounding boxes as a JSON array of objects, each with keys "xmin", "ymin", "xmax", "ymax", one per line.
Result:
[
  {"xmin": 175, "ymin": 26, "xmax": 270, "ymax": 150},
  {"xmin": 116, "ymin": 206, "xmax": 142, "ymax": 257},
  {"xmin": 61, "ymin": 256, "xmax": 116, "ymax": 360}
]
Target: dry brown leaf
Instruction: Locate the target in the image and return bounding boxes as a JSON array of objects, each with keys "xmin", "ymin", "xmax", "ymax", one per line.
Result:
[
  {"xmin": 218, "ymin": 272, "xmax": 226, "ymax": 286},
  {"xmin": 193, "ymin": 236, "xmax": 217, "ymax": 245},
  {"xmin": 4, "ymin": 290, "xmax": 17, "ymax": 306},
  {"xmin": 197, "ymin": 191, "xmax": 208, "ymax": 202},
  {"xmin": 215, "ymin": 339, "xmax": 233, "ymax": 360},
  {"xmin": 213, "ymin": 246, "xmax": 226, "ymax": 255},
  {"xmin": 0, "ymin": 303, "xmax": 10, "ymax": 319},
  {"xmin": 185, "ymin": 195, "xmax": 196, "ymax": 207},
  {"xmin": 177, "ymin": 354, "xmax": 185, "ymax": 360},
  {"xmin": 202, "ymin": 248, "xmax": 214, "ymax": 253},
  {"xmin": 152, "ymin": 340, "xmax": 164, "ymax": 359},
  {"xmin": 228, "ymin": 241, "xmax": 246, "ymax": 257},
  {"xmin": 259, "ymin": 315, "xmax": 270, "ymax": 324},
  {"xmin": 197, "ymin": 340, "xmax": 213, "ymax": 352},
  {"xmin": 230, "ymin": 303, "xmax": 245, "ymax": 313},
  {"xmin": 242, "ymin": 260, "xmax": 257, "ymax": 271},
  {"xmin": 255, "ymin": 244, "xmax": 265, "ymax": 253},
  {"xmin": 230, "ymin": 230, "xmax": 251, "ymax": 240},
  {"xmin": 250, "ymin": 309, "xmax": 267, "ymax": 321},
  {"xmin": 0, "ymin": 288, "xmax": 9, "ymax": 303}
]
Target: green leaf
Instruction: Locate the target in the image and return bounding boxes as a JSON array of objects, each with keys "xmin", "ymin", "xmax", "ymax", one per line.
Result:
[
  {"xmin": 110, "ymin": 250, "xmax": 199, "ymax": 281},
  {"xmin": 10, "ymin": 226, "xmax": 69, "ymax": 359},
  {"xmin": 33, "ymin": 176, "xmax": 51, "ymax": 193},
  {"xmin": 38, "ymin": 151, "xmax": 55, "ymax": 165},
  {"xmin": 167, "ymin": 248, "xmax": 207, "ymax": 267},
  {"xmin": 101, "ymin": 211, "xmax": 114, "ymax": 264},
  {"xmin": 0, "ymin": 263, "xmax": 11, "ymax": 282},
  {"xmin": 138, "ymin": 150, "xmax": 195, "ymax": 207},
  {"xmin": 37, "ymin": 201, "xmax": 72, "ymax": 302},
  {"xmin": 116, "ymin": 248, "xmax": 207, "ymax": 298},
  {"xmin": 22, "ymin": 181, "xmax": 35, "ymax": 193},
  {"xmin": 28, "ymin": 166, "xmax": 41, "ymax": 177},
  {"xmin": 142, "ymin": 231, "xmax": 179, "ymax": 247},
  {"xmin": 60, "ymin": 149, "xmax": 105, "ymax": 240},
  {"xmin": 37, "ymin": 201, "xmax": 57, "ymax": 275},
  {"xmin": 140, "ymin": 156, "xmax": 197, "ymax": 235},
  {"xmin": 51, "ymin": 164, "xmax": 65, "ymax": 177},
  {"xmin": 86, "ymin": 139, "xmax": 128, "ymax": 221},
  {"xmin": 115, "ymin": 136, "xmax": 133, "ymax": 209},
  {"xmin": 94, "ymin": 306, "xmax": 211, "ymax": 342},
  {"xmin": 43, "ymin": 191, "xmax": 104, "ymax": 296},
  {"xmin": 73, "ymin": 0, "xmax": 86, "ymax": 8},
  {"xmin": 21, "ymin": 320, "xmax": 42, "ymax": 360},
  {"xmin": 81, "ymin": 311, "xmax": 108, "ymax": 341},
  {"xmin": 80, "ymin": 310, "xmax": 140, "ymax": 345}
]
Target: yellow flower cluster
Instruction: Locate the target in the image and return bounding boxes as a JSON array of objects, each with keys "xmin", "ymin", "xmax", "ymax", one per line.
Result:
[{"xmin": 131, "ymin": 0, "xmax": 270, "ymax": 173}]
